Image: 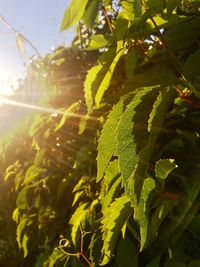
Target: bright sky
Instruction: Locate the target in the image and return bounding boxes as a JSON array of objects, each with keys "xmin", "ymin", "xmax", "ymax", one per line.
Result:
[{"xmin": 0, "ymin": 0, "xmax": 73, "ymax": 94}]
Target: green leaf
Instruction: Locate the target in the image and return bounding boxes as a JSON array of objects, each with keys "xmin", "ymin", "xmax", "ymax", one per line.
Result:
[
  {"xmin": 148, "ymin": 87, "xmax": 177, "ymax": 145},
  {"xmin": 24, "ymin": 165, "xmax": 46, "ymax": 184},
  {"xmin": 72, "ymin": 191, "xmax": 84, "ymax": 206},
  {"xmin": 125, "ymin": 68, "xmax": 177, "ymax": 89},
  {"xmin": 119, "ymin": 0, "xmax": 140, "ymax": 20},
  {"xmin": 84, "ymin": 48, "xmax": 116, "ymax": 112},
  {"xmin": 84, "ymin": 64, "xmax": 103, "ymax": 113},
  {"xmin": 16, "ymin": 186, "xmax": 33, "ymax": 210},
  {"xmin": 82, "ymin": 0, "xmax": 99, "ymax": 28},
  {"xmin": 115, "ymin": 87, "xmax": 159, "ymax": 187},
  {"xmin": 89, "ymin": 231, "xmax": 103, "ymax": 265},
  {"xmin": 100, "ymin": 196, "xmax": 132, "ymax": 265},
  {"xmin": 125, "ymin": 48, "xmax": 137, "ymax": 79},
  {"xmin": 97, "ymin": 98, "xmax": 127, "ymax": 182},
  {"xmin": 150, "ymin": 198, "xmax": 178, "ymax": 241},
  {"xmin": 69, "ymin": 203, "xmax": 89, "ymax": 246},
  {"xmin": 61, "ymin": 0, "xmax": 89, "ymax": 30},
  {"xmin": 48, "ymin": 250, "xmax": 67, "ymax": 267},
  {"xmin": 95, "ymin": 47, "xmax": 125, "ymax": 107},
  {"xmin": 146, "ymin": 0, "xmax": 164, "ymax": 13},
  {"xmin": 102, "ymin": 177, "xmax": 121, "ymax": 210},
  {"xmin": 16, "ymin": 217, "xmax": 32, "ymax": 249},
  {"xmin": 22, "ymin": 234, "xmax": 29, "ymax": 257},
  {"xmin": 87, "ymin": 35, "xmax": 110, "ymax": 50},
  {"xmin": 183, "ymin": 50, "xmax": 200, "ymax": 91},
  {"xmin": 102, "ymin": 159, "xmax": 120, "ymax": 193},
  {"xmin": 164, "ymin": 17, "xmax": 200, "ymax": 53},
  {"xmin": 146, "ymin": 256, "xmax": 161, "ymax": 267},
  {"xmin": 137, "ymin": 178, "xmax": 156, "ymax": 250},
  {"xmin": 55, "ymin": 101, "xmax": 80, "ymax": 131},
  {"xmin": 17, "ymin": 218, "xmax": 28, "ymax": 249},
  {"xmin": 166, "ymin": 0, "xmax": 181, "ymax": 15},
  {"xmin": 155, "ymin": 159, "xmax": 177, "ymax": 180},
  {"xmin": 115, "ymin": 237, "xmax": 138, "ymax": 267},
  {"xmin": 34, "ymin": 149, "xmax": 46, "ymax": 167},
  {"xmin": 164, "ymin": 259, "xmax": 187, "ymax": 267}
]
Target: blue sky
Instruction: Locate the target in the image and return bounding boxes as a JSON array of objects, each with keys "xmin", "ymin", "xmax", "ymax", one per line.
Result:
[{"xmin": 0, "ymin": 0, "xmax": 73, "ymax": 92}]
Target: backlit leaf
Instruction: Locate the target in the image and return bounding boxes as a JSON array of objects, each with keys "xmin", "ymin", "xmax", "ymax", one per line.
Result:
[
  {"xmin": 100, "ymin": 196, "xmax": 132, "ymax": 265},
  {"xmin": 155, "ymin": 159, "xmax": 177, "ymax": 180},
  {"xmin": 61, "ymin": 0, "xmax": 89, "ymax": 30}
]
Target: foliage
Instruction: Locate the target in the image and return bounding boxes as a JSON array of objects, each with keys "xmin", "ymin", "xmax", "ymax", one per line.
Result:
[{"xmin": 1, "ymin": 0, "xmax": 200, "ymax": 266}]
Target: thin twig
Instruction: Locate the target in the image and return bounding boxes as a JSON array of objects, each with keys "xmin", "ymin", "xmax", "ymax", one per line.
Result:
[
  {"xmin": 101, "ymin": 1, "xmax": 113, "ymax": 33},
  {"xmin": 149, "ymin": 15, "xmax": 184, "ymax": 71},
  {"xmin": 0, "ymin": 15, "xmax": 41, "ymax": 57}
]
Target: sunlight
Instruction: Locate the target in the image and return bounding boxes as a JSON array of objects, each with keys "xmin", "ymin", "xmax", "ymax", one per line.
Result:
[{"xmin": 0, "ymin": 64, "xmax": 18, "ymax": 96}]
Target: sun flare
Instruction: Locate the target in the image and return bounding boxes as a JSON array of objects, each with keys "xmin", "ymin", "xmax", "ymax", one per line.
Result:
[{"xmin": 0, "ymin": 65, "xmax": 18, "ymax": 96}]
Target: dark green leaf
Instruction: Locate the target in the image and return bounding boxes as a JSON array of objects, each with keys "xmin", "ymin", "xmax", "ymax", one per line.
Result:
[
  {"xmin": 155, "ymin": 159, "xmax": 177, "ymax": 180},
  {"xmin": 116, "ymin": 237, "xmax": 138, "ymax": 267},
  {"xmin": 82, "ymin": 0, "xmax": 99, "ymax": 28},
  {"xmin": 100, "ymin": 196, "xmax": 132, "ymax": 265}
]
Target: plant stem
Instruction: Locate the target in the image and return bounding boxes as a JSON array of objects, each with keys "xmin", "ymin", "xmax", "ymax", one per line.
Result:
[{"xmin": 0, "ymin": 15, "xmax": 41, "ymax": 58}]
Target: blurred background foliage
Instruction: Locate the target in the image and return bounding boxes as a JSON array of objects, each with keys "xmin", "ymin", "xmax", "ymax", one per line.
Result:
[{"xmin": 0, "ymin": 0, "xmax": 200, "ymax": 266}]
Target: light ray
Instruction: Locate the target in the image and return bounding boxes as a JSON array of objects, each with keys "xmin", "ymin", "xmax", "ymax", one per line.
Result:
[{"xmin": 0, "ymin": 97, "xmax": 85, "ymax": 119}]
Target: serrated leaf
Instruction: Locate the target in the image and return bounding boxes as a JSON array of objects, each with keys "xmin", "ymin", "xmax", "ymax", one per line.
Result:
[
  {"xmin": 55, "ymin": 101, "xmax": 80, "ymax": 131},
  {"xmin": 89, "ymin": 231, "xmax": 103, "ymax": 265},
  {"xmin": 100, "ymin": 196, "xmax": 132, "ymax": 265},
  {"xmin": 84, "ymin": 64, "xmax": 103, "ymax": 113},
  {"xmin": 148, "ymin": 87, "xmax": 177, "ymax": 145},
  {"xmin": 84, "ymin": 49, "xmax": 116, "ymax": 112},
  {"xmin": 95, "ymin": 47, "xmax": 125, "ymax": 107},
  {"xmin": 61, "ymin": 0, "xmax": 89, "ymax": 30},
  {"xmin": 103, "ymin": 159, "xmax": 120, "ymax": 193},
  {"xmin": 155, "ymin": 159, "xmax": 177, "ymax": 180},
  {"xmin": 97, "ymin": 96, "xmax": 129, "ymax": 182},
  {"xmin": 102, "ymin": 177, "xmax": 121, "ymax": 210},
  {"xmin": 69, "ymin": 203, "xmax": 89, "ymax": 246},
  {"xmin": 137, "ymin": 178, "xmax": 156, "ymax": 250},
  {"xmin": 115, "ymin": 87, "xmax": 159, "ymax": 187}
]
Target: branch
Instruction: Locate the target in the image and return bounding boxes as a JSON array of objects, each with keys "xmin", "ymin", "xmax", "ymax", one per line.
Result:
[
  {"xmin": 101, "ymin": 1, "xmax": 113, "ymax": 33},
  {"xmin": 0, "ymin": 15, "xmax": 41, "ymax": 58}
]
